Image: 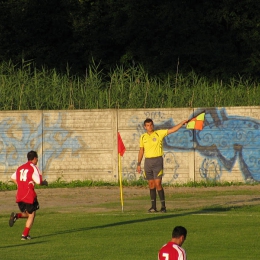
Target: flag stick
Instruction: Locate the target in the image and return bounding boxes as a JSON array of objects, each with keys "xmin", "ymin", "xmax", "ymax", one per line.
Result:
[
  {"xmin": 187, "ymin": 110, "xmax": 206, "ymax": 123},
  {"xmin": 118, "ymin": 153, "xmax": 124, "ymax": 212}
]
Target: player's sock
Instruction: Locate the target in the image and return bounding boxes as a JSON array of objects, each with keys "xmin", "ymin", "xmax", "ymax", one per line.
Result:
[
  {"xmin": 150, "ymin": 188, "xmax": 157, "ymax": 209},
  {"xmin": 22, "ymin": 227, "xmax": 30, "ymax": 237},
  {"xmin": 16, "ymin": 213, "xmax": 22, "ymax": 219},
  {"xmin": 158, "ymin": 189, "xmax": 166, "ymax": 208}
]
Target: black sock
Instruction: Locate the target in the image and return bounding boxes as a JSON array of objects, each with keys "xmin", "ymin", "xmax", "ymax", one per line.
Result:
[
  {"xmin": 150, "ymin": 188, "xmax": 157, "ymax": 209},
  {"xmin": 158, "ymin": 189, "xmax": 166, "ymax": 208}
]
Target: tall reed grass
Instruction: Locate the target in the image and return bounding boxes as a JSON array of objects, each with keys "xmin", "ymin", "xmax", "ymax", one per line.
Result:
[{"xmin": 0, "ymin": 60, "xmax": 259, "ymax": 110}]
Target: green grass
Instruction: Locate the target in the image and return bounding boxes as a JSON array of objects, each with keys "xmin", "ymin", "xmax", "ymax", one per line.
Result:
[
  {"xmin": 0, "ymin": 179, "xmax": 150, "ymax": 191},
  {"xmin": 1, "ymin": 179, "xmax": 259, "ymax": 191},
  {"xmin": 1, "ymin": 189, "xmax": 260, "ymax": 259},
  {"xmin": 1, "ymin": 207, "xmax": 260, "ymax": 259}
]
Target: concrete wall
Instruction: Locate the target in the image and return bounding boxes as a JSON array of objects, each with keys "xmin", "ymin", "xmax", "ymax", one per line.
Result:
[{"xmin": 1, "ymin": 107, "xmax": 260, "ymax": 184}]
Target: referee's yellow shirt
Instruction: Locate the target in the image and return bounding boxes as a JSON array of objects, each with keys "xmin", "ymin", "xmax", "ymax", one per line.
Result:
[{"xmin": 139, "ymin": 130, "xmax": 168, "ymax": 158}]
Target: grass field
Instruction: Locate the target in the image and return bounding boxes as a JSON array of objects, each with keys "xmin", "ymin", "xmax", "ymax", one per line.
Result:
[{"xmin": 1, "ymin": 186, "xmax": 260, "ymax": 259}]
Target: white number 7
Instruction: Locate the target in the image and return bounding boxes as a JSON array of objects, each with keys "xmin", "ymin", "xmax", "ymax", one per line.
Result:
[{"xmin": 162, "ymin": 253, "xmax": 169, "ymax": 260}]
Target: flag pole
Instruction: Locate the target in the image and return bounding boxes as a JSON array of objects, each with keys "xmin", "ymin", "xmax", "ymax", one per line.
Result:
[{"xmin": 118, "ymin": 153, "xmax": 124, "ymax": 212}]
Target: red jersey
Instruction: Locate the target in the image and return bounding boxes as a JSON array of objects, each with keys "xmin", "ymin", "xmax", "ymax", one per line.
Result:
[
  {"xmin": 158, "ymin": 242, "xmax": 186, "ymax": 260},
  {"xmin": 11, "ymin": 161, "xmax": 42, "ymax": 204}
]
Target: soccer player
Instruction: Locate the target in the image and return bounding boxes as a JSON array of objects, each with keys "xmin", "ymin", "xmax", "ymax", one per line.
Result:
[
  {"xmin": 136, "ymin": 118, "xmax": 187, "ymax": 213},
  {"xmin": 158, "ymin": 226, "xmax": 187, "ymax": 260},
  {"xmin": 9, "ymin": 150, "xmax": 48, "ymax": 240}
]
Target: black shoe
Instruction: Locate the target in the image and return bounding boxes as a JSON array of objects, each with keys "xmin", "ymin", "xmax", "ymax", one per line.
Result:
[
  {"xmin": 160, "ymin": 207, "xmax": 167, "ymax": 213},
  {"xmin": 21, "ymin": 235, "xmax": 31, "ymax": 240},
  {"xmin": 9, "ymin": 212, "xmax": 17, "ymax": 227},
  {"xmin": 148, "ymin": 207, "xmax": 158, "ymax": 213}
]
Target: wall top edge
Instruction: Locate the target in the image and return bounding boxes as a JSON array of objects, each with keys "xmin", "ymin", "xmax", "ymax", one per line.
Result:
[
  {"xmin": 1, "ymin": 106, "xmax": 259, "ymax": 113},
  {"xmin": 0, "ymin": 109, "xmax": 118, "ymax": 113}
]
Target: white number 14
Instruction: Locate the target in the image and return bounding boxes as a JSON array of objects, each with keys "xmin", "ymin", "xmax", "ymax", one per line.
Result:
[{"xmin": 19, "ymin": 169, "xmax": 29, "ymax": 181}]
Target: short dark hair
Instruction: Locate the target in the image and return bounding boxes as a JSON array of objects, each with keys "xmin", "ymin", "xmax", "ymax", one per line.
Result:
[
  {"xmin": 27, "ymin": 150, "xmax": 38, "ymax": 161},
  {"xmin": 144, "ymin": 118, "xmax": 153, "ymax": 125},
  {"xmin": 172, "ymin": 226, "xmax": 187, "ymax": 239}
]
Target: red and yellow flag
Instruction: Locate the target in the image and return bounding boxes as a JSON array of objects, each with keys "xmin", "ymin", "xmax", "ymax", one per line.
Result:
[{"xmin": 186, "ymin": 112, "xmax": 205, "ymax": 130}]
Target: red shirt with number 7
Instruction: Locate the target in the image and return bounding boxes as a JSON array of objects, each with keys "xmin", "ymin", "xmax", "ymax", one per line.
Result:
[{"xmin": 158, "ymin": 242, "xmax": 186, "ymax": 260}]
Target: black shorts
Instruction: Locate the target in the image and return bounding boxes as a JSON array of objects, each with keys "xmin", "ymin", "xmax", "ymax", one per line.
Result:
[
  {"xmin": 18, "ymin": 198, "xmax": 40, "ymax": 214},
  {"xmin": 144, "ymin": 156, "xmax": 163, "ymax": 180}
]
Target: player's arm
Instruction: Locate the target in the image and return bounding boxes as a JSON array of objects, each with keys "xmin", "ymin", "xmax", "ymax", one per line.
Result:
[
  {"xmin": 31, "ymin": 165, "xmax": 42, "ymax": 185},
  {"xmin": 136, "ymin": 147, "xmax": 144, "ymax": 173},
  {"xmin": 10, "ymin": 172, "xmax": 17, "ymax": 185},
  {"xmin": 167, "ymin": 120, "xmax": 188, "ymax": 135},
  {"xmin": 32, "ymin": 165, "xmax": 48, "ymax": 186}
]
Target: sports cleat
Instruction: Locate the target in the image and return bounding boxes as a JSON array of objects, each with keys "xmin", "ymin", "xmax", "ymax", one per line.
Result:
[
  {"xmin": 160, "ymin": 207, "xmax": 167, "ymax": 213},
  {"xmin": 9, "ymin": 212, "xmax": 17, "ymax": 227},
  {"xmin": 21, "ymin": 235, "xmax": 31, "ymax": 240},
  {"xmin": 148, "ymin": 207, "xmax": 158, "ymax": 213}
]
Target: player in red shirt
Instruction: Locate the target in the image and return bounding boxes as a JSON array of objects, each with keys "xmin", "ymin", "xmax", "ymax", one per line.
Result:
[
  {"xmin": 158, "ymin": 226, "xmax": 187, "ymax": 260},
  {"xmin": 9, "ymin": 150, "xmax": 48, "ymax": 240}
]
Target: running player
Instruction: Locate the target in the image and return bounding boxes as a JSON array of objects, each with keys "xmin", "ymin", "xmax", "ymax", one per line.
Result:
[{"xmin": 9, "ymin": 150, "xmax": 48, "ymax": 240}]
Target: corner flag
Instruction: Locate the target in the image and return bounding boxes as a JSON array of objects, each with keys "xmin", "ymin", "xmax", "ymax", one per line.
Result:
[
  {"xmin": 118, "ymin": 132, "xmax": 126, "ymax": 156},
  {"xmin": 186, "ymin": 112, "xmax": 205, "ymax": 130},
  {"xmin": 117, "ymin": 132, "xmax": 126, "ymax": 212}
]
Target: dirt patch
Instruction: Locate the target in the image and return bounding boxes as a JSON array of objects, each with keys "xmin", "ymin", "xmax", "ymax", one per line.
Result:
[{"xmin": 2, "ymin": 185, "xmax": 260, "ymax": 214}]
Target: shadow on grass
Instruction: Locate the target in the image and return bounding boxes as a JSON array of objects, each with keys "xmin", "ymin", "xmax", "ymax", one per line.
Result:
[
  {"xmin": 0, "ymin": 241, "xmax": 48, "ymax": 249},
  {"xmin": 33, "ymin": 205, "xmax": 247, "ymax": 239}
]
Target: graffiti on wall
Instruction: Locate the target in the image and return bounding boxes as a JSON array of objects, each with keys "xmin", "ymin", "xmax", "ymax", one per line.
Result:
[
  {"xmin": 0, "ymin": 113, "xmax": 85, "ymax": 175},
  {"xmin": 1, "ymin": 109, "xmax": 259, "ymax": 182},
  {"xmin": 128, "ymin": 108, "xmax": 260, "ymax": 182}
]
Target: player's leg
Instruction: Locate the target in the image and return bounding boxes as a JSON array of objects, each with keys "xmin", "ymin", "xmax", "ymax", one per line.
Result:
[
  {"xmin": 155, "ymin": 177, "xmax": 166, "ymax": 212},
  {"xmin": 25, "ymin": 211, "xmax": 36, "ymax": 228},
  {"xmin": 145, "ymin": 158, "xmax": 158, "ymax": 212},
  {"xmin": 153, "ymin": 157, "xmax": 166, "ymax": 213},
  {"xmin": 21, "ymin": 199, "xmax": 39, "ymax": 240},
  {"xmin": 156, "ymin": 181, "xmax": 166, "ymax": 212},
  {"xmin": 148, "ymin": 179, "xmax": 157, "ymax": 211},
  {"xmin": 17, "ymin": 211, "xmax": 30, "ymax": 219},
  {"xmin": 9, "ymin": 202, "xmax": 29, "ymax": 227},
  {"xmin": 21, "ymin": 211, "xmax": 35, "ymax": 240}
]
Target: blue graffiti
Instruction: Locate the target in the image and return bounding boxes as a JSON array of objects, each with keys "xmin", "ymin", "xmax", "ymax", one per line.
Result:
[
  {"xmin": 0, "ymin": 113, "xmax": 85, "ymax": 175},
  {"xmin": 199, "ymin": 158, "xmax": 222, "ymax": 180},
  {"xmin": 163, "ymin": 152, "xmax": 180, "ymax": 183},
  {"xmin": 0, "ymin": 115, "xmax": 43, "ymax": 171},
  {"xmin": 42, "ymin": 113, "xmax": 85, "ymax": 172},
  {"xmin": 155, "ymin": 108, "xmax": 260, "ymax": 182}
]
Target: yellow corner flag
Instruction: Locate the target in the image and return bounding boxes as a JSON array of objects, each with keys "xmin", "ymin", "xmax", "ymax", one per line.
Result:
[{"xmin": 186, "ymin": 112, "xmax": 205, "ymax": 130}]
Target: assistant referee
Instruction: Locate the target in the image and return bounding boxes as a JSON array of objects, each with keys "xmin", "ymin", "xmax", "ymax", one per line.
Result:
[{"xmin": 136, "ymin": 118, "xmax": 188, "ymax": 213}]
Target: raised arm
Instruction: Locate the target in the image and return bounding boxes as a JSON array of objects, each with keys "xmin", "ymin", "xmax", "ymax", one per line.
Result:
[{"xmin": 167, "ymin": 120, "xmax": 188, "ymax": 135}]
